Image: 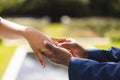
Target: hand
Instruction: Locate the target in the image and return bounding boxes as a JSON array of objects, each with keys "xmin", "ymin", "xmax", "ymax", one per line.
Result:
[
  {"xmin": 52, "ymin": 37, "xmax": 71, "ymax": 44},
  {"xmin": 42, "ymin": 40, "xmax": 72, "ymax": 67},
  {"xmin": 0, "ymin": 17, "xmax": 55, "ymax": 68},
  {"xmin": 52, "ymin": 38, "xmax": 88, "ymax": 58},
  {"xmin": 23, "ymin": 27, "xmax": 55, "ymax": 68}
]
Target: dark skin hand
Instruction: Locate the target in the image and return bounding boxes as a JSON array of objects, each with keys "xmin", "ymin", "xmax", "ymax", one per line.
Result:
[
  {"xmin": 52, "ymin": 38, "xmax": 88, "ymax": 58},
  {"xmin": 42, "ymin": 40, "xmax": 72, "ymax": 67}
]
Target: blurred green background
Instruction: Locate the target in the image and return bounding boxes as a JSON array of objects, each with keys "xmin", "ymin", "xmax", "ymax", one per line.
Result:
[{"xmin": 0, "ymin": 0, "xmax": 120, "ymax": 79}]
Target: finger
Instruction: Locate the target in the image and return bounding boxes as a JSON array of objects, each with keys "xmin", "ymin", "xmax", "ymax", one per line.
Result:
[
  {"xmin": 52, "ymin": 37, "xmax": 71, "ymax": 43},
  {"xmin": 70, "ymin": 52, "xmax": 76, "ymax": 57},
  {"xmin": 58, "ymin": 42, "xmax": 75, "ymax": 49},
  {"xmin": 66, "ymin": 38, "xmax": 77, "ymax": 43},
  {"xmin": 41, "ymin": 51, "xmax": 53, "ymax": 58},
  {"xmin": 34, "ymin": 50, "xmax": 46, "ymax": 68},
  {"xmin": 52, "ymin": 37, "xmax": 66, "ymax": 42},
  {"xmin": 44, "ymin": 40, "xmax": 57, "ymax": 51}
]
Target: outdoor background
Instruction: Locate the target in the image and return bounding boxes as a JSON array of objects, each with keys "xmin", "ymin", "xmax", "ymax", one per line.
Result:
[{"xmin": 0, "ymin": 0, "xmax": 120, "ymax": 80}]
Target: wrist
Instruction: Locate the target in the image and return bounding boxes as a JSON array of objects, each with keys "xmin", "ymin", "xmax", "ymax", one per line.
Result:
[
  {"xmin": 75, "ymin": 49, "xmax": 88, "ymax": 58},
  {"xmin": 82, "ymin": 50, "xmax": 88, "ymax": 58},
  {"xmin": 66, "ymin": 56, "xmax": 71, "ymax": 66},
  {"xmin": 22, "ymin": 27, "xmax": 34, "ymax": 39}
]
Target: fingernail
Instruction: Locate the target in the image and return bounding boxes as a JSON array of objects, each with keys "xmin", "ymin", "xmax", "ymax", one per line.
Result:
[
  {"xmin": 42, "ymin": 64, "xmax": 45, "ymax": 68},
  {"xmin": 41, "ymin": 64, "xmax": 45, "ymax": 68}
]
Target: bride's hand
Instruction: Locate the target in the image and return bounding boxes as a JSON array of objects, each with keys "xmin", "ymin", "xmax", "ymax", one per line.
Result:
[{"xmin": 24, "ymin": 27, "xmax": 55, "ymax": 68}]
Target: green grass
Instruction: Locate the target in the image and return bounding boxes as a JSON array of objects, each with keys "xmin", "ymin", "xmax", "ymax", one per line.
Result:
[
  {"xmin": 43, "ymin": 23, "xmax": 68, "ymax": 37},
  {"xmin": 95, "ymin": 41, "xmax": 120, "ymax": 50},
  {"xmin": 0, "ymin": 44, "xmax": 16, "ymax": 79}
]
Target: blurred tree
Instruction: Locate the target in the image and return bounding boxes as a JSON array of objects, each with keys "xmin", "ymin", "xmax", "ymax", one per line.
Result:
[
  {"xmin": 0, "ymin": 0, "xmax": 120, "ymax": 21},
  {"xmin": 0, "ymin": 0, "xmax": 25, "ymax": 13},
  {"xmin": 89, "ymin": 0, "xmax": 120, "ymax": 17}
]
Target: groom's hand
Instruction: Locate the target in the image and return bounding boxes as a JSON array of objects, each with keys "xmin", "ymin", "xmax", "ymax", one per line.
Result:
[
  {"xmin": 42, "ymin": 40, "xmax": 72, "ymax": 67},
  {"xmin": 52, "ymin": 38, "xmax": 88, "ymax": 58}
]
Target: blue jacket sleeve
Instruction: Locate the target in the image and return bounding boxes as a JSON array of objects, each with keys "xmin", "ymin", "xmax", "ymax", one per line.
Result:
[
  {"xmin": 88, "ymin": 47, "xmax": 120, "ymax": 62},
  {"xmin": 69, "ymin": 57, "xmax": 120, "ymax": 80}
]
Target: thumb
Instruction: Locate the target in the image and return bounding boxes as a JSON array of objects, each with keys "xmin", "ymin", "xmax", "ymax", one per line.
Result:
[
  {"xmin": 43, "ymin": 40, "xmax": 57, "ymax": 51},
  {"xmin": 59, "ymin": 42, "xmax": 75, "ymax": 49}
]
